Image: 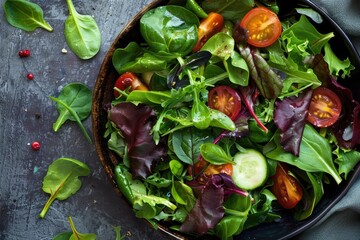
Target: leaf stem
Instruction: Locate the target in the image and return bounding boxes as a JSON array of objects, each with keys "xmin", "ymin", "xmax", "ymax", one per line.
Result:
[
  {"xmin": 39, "ymin": 195, "xmax": 56, "ymax": 218},
  {"xmin": 50, "ymin": 97, "xmax": 93, "ymax": 144}
]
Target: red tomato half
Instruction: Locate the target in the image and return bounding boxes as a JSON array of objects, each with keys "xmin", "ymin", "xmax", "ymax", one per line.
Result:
[
  {"xmin": 271, "ymin": 163, "xmax": 303, "ymax": 209},
  {"xmin": 307, "ymin": 87, "xmax": 342, "ymax": 128},
  {"xmin": 114, "ymin": 72, "xmax": 148, "ymax": 98},
  {"xmin": 208, "ymin": 86, "xmax": 241, "ymax": 120},
  {"xmin": 193, "ymin": 12, "xmax": 224, "ymax": 52},
  {"xmin": 240, "ymin": 7, "xmax": 282, "ymax": 48}
]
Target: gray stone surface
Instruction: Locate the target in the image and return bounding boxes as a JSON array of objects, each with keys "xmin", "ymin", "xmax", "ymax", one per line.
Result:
[{"xmin": 0, "ymin": 0, "xmax": 169, "ymax": 239}]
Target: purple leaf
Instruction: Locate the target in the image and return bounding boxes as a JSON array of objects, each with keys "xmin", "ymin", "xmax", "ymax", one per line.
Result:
[
  {"xmin": 109, "ymin": 102, "xmax": 166, "ymax": 179},
  {"xmin": 238, "ymin": 44, "xmax": 283, "ymax": 99},
  {"xmin": 309, "ymin": 54, "xmax": 360, "ymax": 149},
  {"xmin": 239, "ymin": 83, "xmax": 268, "ymax": 132},
  {"xmin": 180, "ymin": 174, "xmax": 247, "ymax": 236},
  {"xmin": 274, "ymin": 90, "xmax": 313, "ymax": 156}
]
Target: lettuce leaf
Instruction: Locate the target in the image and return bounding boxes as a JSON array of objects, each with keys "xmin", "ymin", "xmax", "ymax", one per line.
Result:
[{"xmin": 109, "ymin": 102, "xmax": 166, "ymax": 179}]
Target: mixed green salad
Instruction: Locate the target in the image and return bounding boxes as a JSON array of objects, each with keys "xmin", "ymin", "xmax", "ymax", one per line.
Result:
[{"xmin": 104, "ymin": 0, "xmax": 360, "ymax": 238}]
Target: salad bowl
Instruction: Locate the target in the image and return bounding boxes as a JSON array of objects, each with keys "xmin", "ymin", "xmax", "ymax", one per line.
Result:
[{"xmin": 92, "ymin": 0, "xmax": 360, "ymax": 239}]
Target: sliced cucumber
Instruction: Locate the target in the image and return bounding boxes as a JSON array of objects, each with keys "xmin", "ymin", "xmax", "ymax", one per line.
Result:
[{"xmin": 232, "ymin": 149, "xmax": 268, "ymax": 190}]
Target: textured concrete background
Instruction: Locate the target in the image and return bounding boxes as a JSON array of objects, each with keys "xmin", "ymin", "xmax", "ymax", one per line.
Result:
[{"xmin": 0, "ymin": 0, "xmax": 359, "ymax": 240}]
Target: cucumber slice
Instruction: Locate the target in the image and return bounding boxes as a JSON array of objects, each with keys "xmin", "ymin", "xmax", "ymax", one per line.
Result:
[{"xmin": 232, "ymin": 149, "xmax": 268, "ymax": 190}]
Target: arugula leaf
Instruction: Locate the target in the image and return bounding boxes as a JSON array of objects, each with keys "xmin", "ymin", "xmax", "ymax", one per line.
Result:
[
  {"xmin": 40, "ymin": 158, "xmax": 91, "ymax": 218},
  {"xmin": 334, "ymin": 148, "xmax": 360, "ymax": 179},
  {"xmin": 282, "ymin": 15, "xmax": 334, "ymax": 56},
  {"xmin": 264, "ymin": 124, "xmax": 342, "ymax": 184},
  {"xmin": 323, "ymin": 43, "xmax": 355, "ymax": 78},
  {"xmin": 4, "ymin": 0, "xmax": 53, "ymax": 32},
  {"xmin": 294, "ymin": 172, "xmax": 324, "ymax": 221}
]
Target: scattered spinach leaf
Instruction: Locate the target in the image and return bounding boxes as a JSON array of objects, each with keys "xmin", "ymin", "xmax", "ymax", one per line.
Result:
[
  {"xmin": 4, "ymin": 0, "xmax": 53, "ymax": 32},
  {"xmin": 50, "ymin": 83, "xmax": 92, "ymax": 144},
  {"xmin": 40, "ymin": 158, "xmax": 91, "ymax": 218},
  {"xmin": 68, "ymin": 216, "xmax": 97, "ymax": 240},
  {"xmin": 53, "ymin": 232, "xmax": 72, "ymax": 240},
  {"xmin": 64, "ymin": 0, "xmax": 101, "ymax": 59}
]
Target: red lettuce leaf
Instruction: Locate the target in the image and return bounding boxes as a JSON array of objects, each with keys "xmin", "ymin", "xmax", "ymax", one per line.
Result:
[
  {"xmin": 180, "ymin": 174, "xmax": 247, "ymax": 236},
  {"xmin": 238, "ymin": 44, "xmax": 283, "ymax": 99},
  {"xmin": 239, "ymin": 83, "xmax": 268, "ymax": 132},
  {"xmin": 274, "ymin": 90, "xmax": 313, "ymax": 156},
  {"xmin": 108, "ymin": 102, "xmax": 166, "ymax": 179},
  {"xmin": 310, "ymin": 54, "xmax": 360, "ymax": 149}
]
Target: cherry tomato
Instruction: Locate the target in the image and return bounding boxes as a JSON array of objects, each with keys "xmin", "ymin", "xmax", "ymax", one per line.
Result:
[
  {"xmin": 193, "ymin": 12, "xmax": 224, "ymax": 52},
  {"xmin": 208, "ymin": 86, "xmax": 241, "ymax": 120},
  {"xmin": 271, "ymin": 163, "xmax": 303, "ymax": 209},
  {"xmin": 114, "ymin": 72, "xmax": 148, "ymax": 98},
  {"xmin": 240, "ymin": 7, "xmax": 282, "ymax": 48},
  {"xmin": 189, "ymin": 158, "xmax": 233, "ymax": 181},
  {"xmin": 307, "ymin": 87, "xmax": 342, "ymax": 128}
]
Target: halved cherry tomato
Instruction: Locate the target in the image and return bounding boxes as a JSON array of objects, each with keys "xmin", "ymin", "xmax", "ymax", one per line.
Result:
[
  {"xmin": 193, "ymin": 12, "xmax": 224, "ymax": 52},
  {"xmin": 307, "ymin": 87, "xmax": 342, "ymax": 127},
  {"xmin": 189, "ymin": 158, "xmax": 233, "ymax": 181},
  {"xmin": 240, "ymin": 7, "xmax": 282, "ymax": 48},
  {"xmin": 208, "ymin": 86, "xmax": 241, "ymax": 120},
  {"xmin": 114, "ymin": 72, "xmax": 148, "ymax": 98},
  {"xmin": 271, "ymin": 163, "xmax": 303, "ymax": 209}
]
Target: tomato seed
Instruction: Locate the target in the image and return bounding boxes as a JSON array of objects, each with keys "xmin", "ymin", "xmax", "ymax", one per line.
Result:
[{"xmin": 31, "ymin": 141, "xmax": 41, "ymax": 151}]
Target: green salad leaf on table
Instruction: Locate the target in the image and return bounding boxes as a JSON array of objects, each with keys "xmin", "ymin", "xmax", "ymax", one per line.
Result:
[{"xmin": 103, "ymin": 0, "xmax": 360, "ymax": 239}]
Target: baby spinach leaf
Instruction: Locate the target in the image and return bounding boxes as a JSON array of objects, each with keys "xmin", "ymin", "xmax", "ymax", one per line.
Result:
[
  {"xmin": 112, "ymin": 42, "xmax": 168, "ymax": 74},
  {"xmin": 264, "ymin": 124, "xmax": 342, "ymax": 184},
  {"xmin": 200, "ymin": 143, "xmax": 233, "ymax": 165},
  {"xmin": 68, "ymin": 217, "xmax": 96, "ymax": 240},
  {"xmin": 201, "ymin": 0, "xmax": 254, "ymax": 20},
  {"xmin": 64, "ymin": 0, "xmax": 101, "ymax": 59},
  {"xmin": 53, "ymin": 232, "xmax": 72, "ymax": 240},
  {"xmin": 140, "ymin": 5, "xmax": 199, "ymax": 56},
  {"xmin": 4, "ymin": 0, "xmax": 53, "ymax": 32},
  {"xmin": 50, "ymin": 83, "xmax": 92, "ymax": 144},
  {"xmin": 172, "ymin": 127, "xmax": 213, "ymax": 165},
  {"xmin": 40, "ymin": 158, "xmax": 91, "ymax": 218}
]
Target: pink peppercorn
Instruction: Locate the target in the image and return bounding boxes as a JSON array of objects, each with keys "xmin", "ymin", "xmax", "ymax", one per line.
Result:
[
  {"xmin": 31, "ymin": 141, "xmax": 41, "ymax": 151},
  {"xmin": 27, "ymin": 73, "xmax": 34, "ymax": 80}
]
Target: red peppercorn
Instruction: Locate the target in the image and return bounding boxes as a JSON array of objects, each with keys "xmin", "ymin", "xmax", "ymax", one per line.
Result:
[
  {"xmin": 27, "ymin": 73, "xmax": 34, "ymax": 80},
  {"xmin": 18, "ymin": 49, "xmax": 30, "ymax": 58},
  {"xmin": 31, "ymin": 141, "xmax": 41, "ymax": 151}
]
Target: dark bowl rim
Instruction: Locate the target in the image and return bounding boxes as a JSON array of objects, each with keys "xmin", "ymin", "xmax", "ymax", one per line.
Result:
[{"xmin": 91, "ymin": 0, "xmax": 360, "ymax": 239}]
